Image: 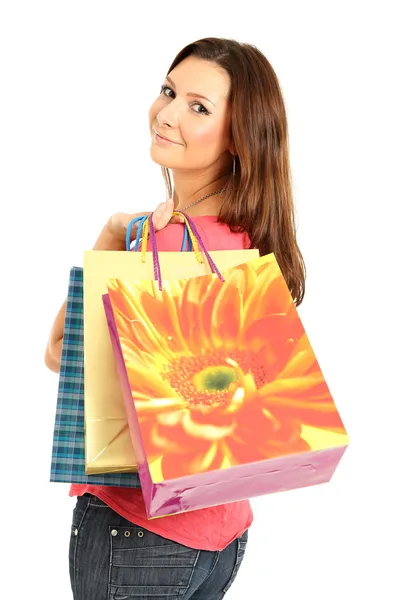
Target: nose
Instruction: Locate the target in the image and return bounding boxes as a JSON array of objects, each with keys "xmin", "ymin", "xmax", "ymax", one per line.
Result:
[
  {"xmin": 157, "ymin": 112, "xmax": 170, "ymax": 127},
  {"xmin": 156, "ymin": 103, "xmax": 179, "ymax": 129}
]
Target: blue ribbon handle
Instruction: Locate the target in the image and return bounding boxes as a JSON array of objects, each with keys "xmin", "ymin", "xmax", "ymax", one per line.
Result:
[
  {"xmin": 125, "ymin": 216, "xmax": 148, "ymax": 251},
  {"xmin": 134, "ymin": 216, "xmax": 147, "ymax": 251},
  {"xmin": 181, "ymin": 223, "xmax": 189, "ymax": 252}
]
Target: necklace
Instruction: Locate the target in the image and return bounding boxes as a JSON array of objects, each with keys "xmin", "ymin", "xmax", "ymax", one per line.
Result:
[{"xmin": 180, "ymin": 187, "xmax": 225, "ymax": 211}]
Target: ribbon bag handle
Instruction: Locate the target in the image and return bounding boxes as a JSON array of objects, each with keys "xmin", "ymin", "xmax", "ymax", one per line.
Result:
[
  {"xmin": 125, "ymin": 213, "xmax": 224, "ymax": 290},
  {"xmin": 174, "ymin": 212, "xmax": 223, "ymax": 282},
  {"xmin": 125, "ymin": 215, "xmax": 192, "ymax": 253},
  {"xmin": 149, "ymin": 211, "xmax": 224, "ymax": 290}
]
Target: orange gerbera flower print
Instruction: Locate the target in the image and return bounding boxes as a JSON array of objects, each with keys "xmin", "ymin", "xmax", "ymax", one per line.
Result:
[{"xmin": 106, "ymin": 254, "xmax": 347, "ymax": 482}]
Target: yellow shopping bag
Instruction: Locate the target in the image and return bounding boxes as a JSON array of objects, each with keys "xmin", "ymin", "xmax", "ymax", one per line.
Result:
[{"xmin": 83, "ymin": 214, "xmax": 259, "ymax": 474}]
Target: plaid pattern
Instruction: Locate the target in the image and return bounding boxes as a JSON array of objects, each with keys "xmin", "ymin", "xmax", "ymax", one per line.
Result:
[{"xmin": 50, "ymin": 266, "xmax": 141, "ymax": 487}]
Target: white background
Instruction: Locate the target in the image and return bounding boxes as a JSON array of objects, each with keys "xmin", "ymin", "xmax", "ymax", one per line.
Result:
[{"xmin": 1, "ymin": 1, "xmax": 399, "ymax": 598}]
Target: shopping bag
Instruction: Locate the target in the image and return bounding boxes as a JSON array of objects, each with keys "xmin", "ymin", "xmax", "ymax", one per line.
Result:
[
  {"xmin": 103, "ymin": 213, "xmax": 349, "ymax": 518},
  {"xmin": 84, "ymin": 214, "xmax": 259, "ymax": 474},
  {"xmin": 49, "ymin": 266, "xmax": 141, "ymax": 487}
]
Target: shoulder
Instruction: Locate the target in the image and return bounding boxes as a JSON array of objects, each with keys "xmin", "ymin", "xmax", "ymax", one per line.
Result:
[
  {"xmin": 192, "ymin": 217, "xmax": 251, "ymax": 251},
  {"xmin": 150, "ymin": 217, "xmax": 250, "ymax": 252}
]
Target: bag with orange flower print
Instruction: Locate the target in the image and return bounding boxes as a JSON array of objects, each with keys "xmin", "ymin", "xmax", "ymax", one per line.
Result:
[
  {"xmin": 83, "ymin": 214, "xmax": 259, "ymax": 475},
  {"xmin": 103, "ymin": 213, "xmax": 349, "ymax": 518}
]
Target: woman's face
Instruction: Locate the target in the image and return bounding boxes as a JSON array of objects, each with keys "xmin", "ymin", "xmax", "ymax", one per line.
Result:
[{"xmin": 149, "ymin": 56, "xmax": 233, "ymax": 171}]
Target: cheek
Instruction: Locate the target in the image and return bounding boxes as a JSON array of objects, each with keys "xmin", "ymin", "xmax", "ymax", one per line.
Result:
[{"xmin": 186, "ymin": 119, "xmax": 229, "ymax": 151}]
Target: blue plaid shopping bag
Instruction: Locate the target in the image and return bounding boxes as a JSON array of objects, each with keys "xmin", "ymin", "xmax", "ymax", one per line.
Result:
[{"xmin": 50, "ymin": 266, "xmax": 141, "ymax": 486}]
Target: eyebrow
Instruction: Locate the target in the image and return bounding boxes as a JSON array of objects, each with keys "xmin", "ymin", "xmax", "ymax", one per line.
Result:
[{"xmin": 165, "ymin": 76, "xmax": 216, "ymax": 106}]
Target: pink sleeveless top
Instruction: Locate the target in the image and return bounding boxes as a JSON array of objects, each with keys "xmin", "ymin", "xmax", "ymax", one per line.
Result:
[{"xmin": 69, "ymin": 216, "xmax": 254, "ymax": 550}]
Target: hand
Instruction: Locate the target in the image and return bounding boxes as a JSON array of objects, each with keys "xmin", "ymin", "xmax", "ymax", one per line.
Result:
[
  {"xmin": 94, "ymin": 197, "xmax": 184, "ymax": 251},
  {"xmin": 152, "ymin": 196, "xmax": 185, "ymax": 231}
]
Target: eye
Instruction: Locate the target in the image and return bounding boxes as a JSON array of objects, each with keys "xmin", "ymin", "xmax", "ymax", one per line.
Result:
[
  {"xmin": 159, "ymin": 85, "xmax": 210, "ymax": 115},
  {"xmin": 160, "ymin": 85, "xmax": 175, "ymax": 98},
  {"xmin": 191, "ymin": 102, "xmax": 210, "ymax": 116}
]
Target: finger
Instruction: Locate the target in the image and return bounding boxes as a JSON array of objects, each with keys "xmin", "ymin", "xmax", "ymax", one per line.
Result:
[
  {"xmin": 125, "ymin": 214, "xmax": 151, "ymax": 244},
  {"xmin": 110, "ymin": 212, "xmax": 149, "ymax": 241},
  {"xmin": 153, "ymin": 197, "xmax": 174, "ymax": 231},
  {"xmin": 170, "ymin": 215, "xmax": 185, "ymax": 224},
  {"xmin": 165, "ymin": 196, "xmax": 175, "ymax": 212},
  {"xmin": 122, "ymin": 212, "xmax": 149, "ymax": 231},
  {"xmin": 151, "ymin": 202, "xmax": 167, "ymax": 231}
]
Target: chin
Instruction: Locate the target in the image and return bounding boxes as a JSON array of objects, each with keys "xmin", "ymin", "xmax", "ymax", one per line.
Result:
[{"xmin": 149, "ymin": 147, "xmax": 175, "ymax": 169}]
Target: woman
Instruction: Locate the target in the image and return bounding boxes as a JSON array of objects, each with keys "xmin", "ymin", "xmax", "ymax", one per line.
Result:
[{"xmin": 45, "ymin": 37, "xmax": 305, "ymax": 600}]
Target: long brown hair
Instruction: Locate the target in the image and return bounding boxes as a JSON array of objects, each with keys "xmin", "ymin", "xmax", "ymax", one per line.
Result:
[{"xmin": 163, "ymin": 37, "xmax": 306, "ymax": 306}]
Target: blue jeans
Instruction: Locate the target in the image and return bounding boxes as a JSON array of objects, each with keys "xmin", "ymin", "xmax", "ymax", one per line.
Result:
[{"xmin": 69, "ymin": 493, "xmax": 248, "ymax": 599}]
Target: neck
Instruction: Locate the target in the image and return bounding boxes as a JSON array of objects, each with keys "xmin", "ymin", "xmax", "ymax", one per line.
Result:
[{"xmin": 171, "ymin": 169, "xmax": 229, "ymax": 216}]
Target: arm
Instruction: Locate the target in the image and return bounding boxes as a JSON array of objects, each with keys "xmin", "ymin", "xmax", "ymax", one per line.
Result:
[
  {"xmin": 44, "ymin": 218, "xmax": 133, "ymax": 374},
  {"xmin": 44, "ymin": 300, "xmax": 66, "ymax": 373},
  {"xmin": 44, "ymin": 200, "xmax": 178, "ymax": 374}
]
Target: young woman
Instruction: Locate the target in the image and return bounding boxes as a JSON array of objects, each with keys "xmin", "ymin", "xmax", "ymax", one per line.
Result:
[{"xmin": 45, "ymin": 37, "xmax": 305, "ymax": 600}]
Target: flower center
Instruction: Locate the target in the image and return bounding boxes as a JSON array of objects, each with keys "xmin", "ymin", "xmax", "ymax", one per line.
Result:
[
  {"xmin": 193, "ymin": 366, "xmax": 237, "ymax": 392},
  {"xmin": 162, "ymin": 350, "xmax": 269, "ymax": 407}
]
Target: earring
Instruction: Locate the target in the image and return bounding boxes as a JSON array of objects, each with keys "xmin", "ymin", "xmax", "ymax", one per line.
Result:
[{"xmin": 232, "ymin": 155, "xmax": 236, "ymax": 177}]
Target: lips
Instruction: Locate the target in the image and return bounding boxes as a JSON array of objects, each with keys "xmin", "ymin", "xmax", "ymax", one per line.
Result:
[{"xmin": 153, "ymin": 128, "xmax": 180, "ymax": 145}]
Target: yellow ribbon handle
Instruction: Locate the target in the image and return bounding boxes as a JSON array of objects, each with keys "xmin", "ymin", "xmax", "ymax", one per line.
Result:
[
  {"xmin": 172, "ymin": 211, "xmax": 203, "ymax": 264},
  {"xmin": 140, "ymin": 215, "xmax": 150, "ymax": 263}
]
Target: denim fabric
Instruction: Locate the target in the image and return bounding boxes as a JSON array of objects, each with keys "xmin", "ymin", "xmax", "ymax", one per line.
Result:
[{"xmin": 69, "ymin": 494, "xmax": 248, "ymax": 600}]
